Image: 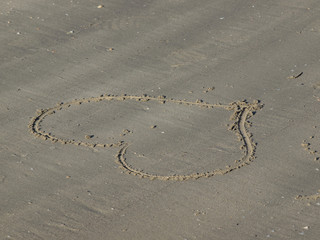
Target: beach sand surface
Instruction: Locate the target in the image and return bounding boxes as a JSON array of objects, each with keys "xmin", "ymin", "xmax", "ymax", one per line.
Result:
[{"xmin": 1, "ymin": 0, "xmax": 320, "ymax": 239}]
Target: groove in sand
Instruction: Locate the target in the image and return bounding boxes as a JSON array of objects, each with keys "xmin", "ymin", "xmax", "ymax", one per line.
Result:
[
  {"xmin": 297, "ymin": 133, "xmax": 320, "ymax": 201},
  {"xmin": 28, "ymin": 94, "xmax": 263, "ymax": 181}
]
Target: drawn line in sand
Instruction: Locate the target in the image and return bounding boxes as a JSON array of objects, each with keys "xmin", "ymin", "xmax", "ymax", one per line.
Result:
[
  {"xmin": 296, "ymin": 133, "xmax": 320, "ymax": 201},
  {"xmin": 28, "ymin": 94, "xmax": 263, "ymax": 181}
]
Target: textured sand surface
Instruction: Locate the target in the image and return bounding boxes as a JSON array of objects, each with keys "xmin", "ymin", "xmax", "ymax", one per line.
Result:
[{"xmin": 1, "ymin": 0, "xmax": 320, "ymax": 239}]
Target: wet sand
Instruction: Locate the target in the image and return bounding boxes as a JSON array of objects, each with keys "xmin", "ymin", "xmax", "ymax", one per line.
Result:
[{"xmin": 1, "ymin": 0, "xmax": 320, "ymax": 239}]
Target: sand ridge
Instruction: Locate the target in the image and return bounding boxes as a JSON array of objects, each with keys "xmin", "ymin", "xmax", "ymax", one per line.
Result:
[{"xmin": 28, "ymin": 94, "xmax": 263, "ymax": 181}]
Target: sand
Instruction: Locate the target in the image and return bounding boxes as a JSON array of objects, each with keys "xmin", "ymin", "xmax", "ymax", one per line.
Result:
[
  {"xmin": 1, "ymin": 0, "xmax": 320, "ymax": 239},
  {"xmin": 29, "ymin": 94, "xmax": 262, "ymax": 180}
]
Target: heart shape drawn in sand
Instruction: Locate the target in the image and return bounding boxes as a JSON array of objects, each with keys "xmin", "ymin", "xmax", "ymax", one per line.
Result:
[{"xmin": 29, "ymin": 94, "xmax": 263, "ymax": 181}]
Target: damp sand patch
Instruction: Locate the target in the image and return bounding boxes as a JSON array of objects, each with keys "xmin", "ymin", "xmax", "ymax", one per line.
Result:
[{"xmin": 28, "ymin": 94, "xmax": 263, "ymax": 181}]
